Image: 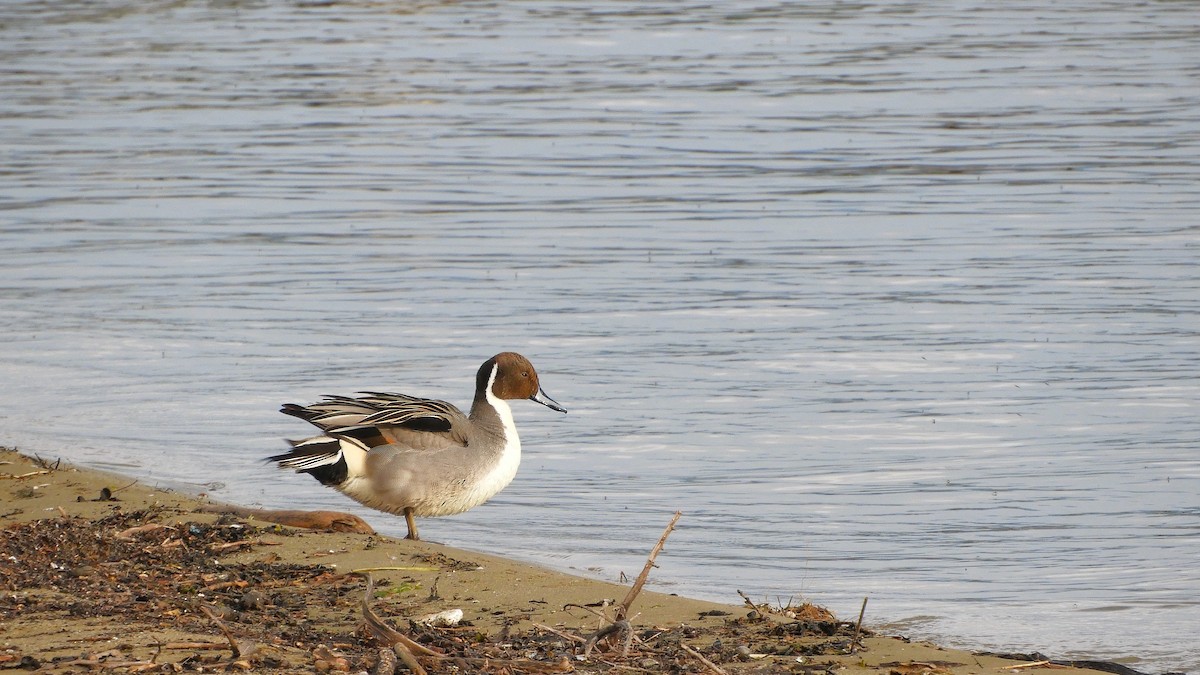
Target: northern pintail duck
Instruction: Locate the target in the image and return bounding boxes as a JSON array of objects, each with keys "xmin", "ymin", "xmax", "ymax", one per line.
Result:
[{"xmin": 269, "ymin": 352, "xmax": 566, "ymax": 540}]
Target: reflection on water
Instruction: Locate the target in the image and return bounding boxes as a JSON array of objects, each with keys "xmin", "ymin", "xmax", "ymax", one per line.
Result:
[{"xmin": 2, "ymin": 1, "xmax": 1198, "ymax": 671}]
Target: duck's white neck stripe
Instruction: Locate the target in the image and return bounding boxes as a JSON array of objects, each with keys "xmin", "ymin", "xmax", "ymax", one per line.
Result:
[
  {"xmin": 478, "ymin": 363, "xmax": 521, "ymax": 496},
  {"xmin": 484, "ymin": 363, "xmax": 518, "ymax": 440}
]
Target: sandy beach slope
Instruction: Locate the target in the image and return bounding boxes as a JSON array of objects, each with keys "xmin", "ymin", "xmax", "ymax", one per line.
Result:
[{"xmin": 1, "ymin": 449, "xmax": 1133, "ymax": 674}]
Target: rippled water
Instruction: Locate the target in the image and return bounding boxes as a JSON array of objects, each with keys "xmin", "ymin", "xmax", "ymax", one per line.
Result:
[{"xmin": 3, "ymin": 1, "xmax": 1199, "ymax": 672}]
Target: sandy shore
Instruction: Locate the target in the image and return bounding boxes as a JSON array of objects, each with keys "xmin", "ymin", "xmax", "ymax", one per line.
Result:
[{"xmin": 1, "ymin": 448, "xmax": 1138, "ymax": 674}]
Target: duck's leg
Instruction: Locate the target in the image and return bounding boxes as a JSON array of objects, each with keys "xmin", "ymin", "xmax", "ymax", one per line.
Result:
[{"xmin": 403, "ymin": 507, "xmax": 420, "ymax": 541}]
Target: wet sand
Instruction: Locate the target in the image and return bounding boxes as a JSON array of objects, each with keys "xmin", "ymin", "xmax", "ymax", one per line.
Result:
[{"xmin": 0, "ymin": 448, "xmax": 1140, "ymax": 674}]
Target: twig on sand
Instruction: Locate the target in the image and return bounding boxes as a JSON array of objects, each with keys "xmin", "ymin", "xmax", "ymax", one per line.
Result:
[
  {"xmin": 208, "ymin": 540, "xmax": 259, "ymax": 553},
  {"xmin": 197, "ymin": 503, "xmax": 376, "ymax": 534},
  {"xmin": 850, "ymin": 596, "xmax": 869, "ymax": 654},
  {"xmin": 158, "ymin": 641, "xmax": 233, "ymax": 650},
  {"xmin": 360, "ymin": 575, "xmax": 437, "ymax": 675},
  {"xmin": 200, "ymin": 604, "xmax": 258, "ymax": 670},
  {"xmin": 58, "ymin": 650, "xmax": 155, "ymax": 670},
  {"xmin": 583, "ymin": 619, "xmax": 633, "ymax": 659},
  {"xmin": 110, "ymin": 479, "xmax": 140, "ymax": 494},
  {"xmin": 359, "ymin": 576, "xmax": 441, "ymax": 657},
  {"xmin": 349, "ymin": 565, "xmax": 440, "ymax": 574},
  {"xmin": 201, "ymin": 605, "xmax": 241, "ymax": 657},
  {"xmin": 617, "ymin": 511, "xmax": 682, "ymax": 621},
  {"xmin": 1001, "ymin": 660, "xmax": 1054, "ymax": 670},
  {"xmin": 736, "ymin": 589, "xmax": 758, "ymax": 610},
  {"xmin": 359, "ymin": 575, "xmax": 572, "ymax": 674},
  {"xmin": 30, "ymin": 455, "xmax": 62, "ymax": 471},
  {"xmin": 533, "ymin": 622, "xmax": 588, "ymax": 644},
  {"xmin": 201, "ymin": 604, "xmax": 257, "ymax": 661},
  {"xmin": 680, "ymin": 643, "xmax": 730, "ymax": 675},
  {"xmin": 583, "ymin": 511, "xmax": 683, "ymax": 659},
  {"xmin": 0, "ymin": 470, "xmax": 50, "ymax": 480},
  {"xmin": 114, "ymin": 523, "xmax": 175, "ymax": 541},
  {"xmin": 392, "ymin": 643, "xmax": 427, "ymax": 675},
  {"xmin": 564, "ymin": 600, "xmax": 614, "ymax": 623}
]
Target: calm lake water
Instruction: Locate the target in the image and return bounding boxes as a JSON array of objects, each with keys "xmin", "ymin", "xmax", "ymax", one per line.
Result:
[{"xmin": 3, "ymin": 1, "xmax": 1199, "ymax": 671}]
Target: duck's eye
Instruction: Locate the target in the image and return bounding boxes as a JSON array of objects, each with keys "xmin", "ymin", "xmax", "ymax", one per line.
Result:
[{"xmin": 521, "ymin": 371, "xmax": 529, "ymax": 378}]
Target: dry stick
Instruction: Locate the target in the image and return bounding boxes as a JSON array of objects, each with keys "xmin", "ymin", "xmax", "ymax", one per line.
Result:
[
  {"xmin": 114, "ymin": 523, "xmax": 175, "ymax": 541},
  {"xmin": 350, "ymin": 565, "xmax": 439, "ymax": 574},
  {"xmin": 1001, "ymin": 660, "xmax": 1053, "ymax": 670},
  {"xmin": 359, "ymin": 575, "xmax": 441, "ymax": 658},
  {"xmin": 564, "ymin": 601, "xmax": 613, "ymax": 622},
  {"xmin": 392, "ymin": 643, "xmax": 427, "ymax": 675},
  {"xmin": 680, "ymin": 643, "xmax": 730, "ymax": 675},
  {"xmin": 31, "ymin": 454, "xmax": 62, "ymax": 470},
  {"xmin": 211, "ymin": 613, "xmax": 260, "ymax": 669},
  {"xmin": 209, "ymin": 540, "xmax": 259, "ymax": 553},
  {"xmin": 850, "ymin": 596, "xmax": 869, "ymax": 654},
  {"xmin": 359, "ymin": 575, "xmax": 576, "ymax": 674},
  {"xmin": 583, "ymin": 620, "xmax": 630, "ymax": 659},
  {"xmin": 736, "ymin": 589, "xmax": 758, "ymax": 610},
  {"xmin": 159, "ymin": 641, "xmax": 231, "ymax": 650},
  {"xmin": 198, "ymin": 605, "xmax": 261, "ymax": 669},
  {"xmin": 599, "ymin": 659, "xmax": 657, "ymax": 673},
  {"xmin": 532, "ymin": 622, "xmax": 588, "ymax": 644},
  {"xmin": 621, "ymin": 619, "xmax": 636, "ymax": 657},
  {"xmin": 616, "ymin": 510, "xmax": 682, "ymax": 621},
  {"xmin": 449, "ymin": 656, "xmax": 574, "ymax": 673},
  {"xmin": 200, "ymin": 604, "xmax": 243, "ymax": 658},
  {"xmin": 0, "ymin": 469, "xmax": 50, "ymax": 479},
  {"xmin": 583, "ymin": 511, "xmax": 682, "ymax": 660},
  {"xmin": 109, "ymin": 479, "xmax": 139, "ymax": 494},
  {"xmin": 200, "ymin": 580, "xmax": 249, "ymax": 593},
  {"xmin": 63, "ymin": 656, "xmax": 155, "ymax": 669}
]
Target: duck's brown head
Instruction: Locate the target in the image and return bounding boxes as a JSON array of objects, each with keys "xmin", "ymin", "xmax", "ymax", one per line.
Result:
[{"xmin": 477, "ymin": 352, "xmax": 566, "ymax": 413}]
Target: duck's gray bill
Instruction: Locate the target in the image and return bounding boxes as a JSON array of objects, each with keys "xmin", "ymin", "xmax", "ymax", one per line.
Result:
[{"xmin": 531, "ymin": 387, "xmax": 567, "ymax": 413}]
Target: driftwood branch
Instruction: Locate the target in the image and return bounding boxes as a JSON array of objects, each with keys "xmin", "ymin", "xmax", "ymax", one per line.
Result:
[
  {"xmin": 616, "ymin": 510, "xmax": 681, "ymax": 621},
  {"xmin": 157, "ymin": 641, "xmax": 231, "ymax": 650},
  {"xmin": 197, "ymin": 503, "xmax": 375, "ymax": 534},
  {"xmin": 0, "ymin": 470, "xmax": 50, "ymax": 480},
  {"xmin": 360, "ymin": 574, "xmax": 571, "ymax": 673},
  {"xmin": 583, "ymin": 619, "xmax": 631, "ymax": 659},
  {"xmin": 200, "ymin": 604, "xmax": 258, "ymax": 668},
  {"xmin": 360, "ymin": 575, "xmax": 441, "ymax": 657},
  {"xmin": 360, "ymin": 578, "xmax": 428, "ymax": 675},
  {"xmin": 1002, "ymin": 660, "xmax": 1054, "ymax": 670},
  {"xmin": 581, "ymin": 511, "xmax": 683, "ymax": 660},
  {"xmin": 850, "ymin": 596, "xmax": 869, "ymax": 654},
  {"xmin": 200, "ymin": 604, "xmax": 244, "ymax": 658},
  {"xmin": 681, "ymin": 643, "xmax": 730, "ymax": 675},
  {"xmin": 533, "ymin": 622, "xmax": 588, "ymax": 644}
]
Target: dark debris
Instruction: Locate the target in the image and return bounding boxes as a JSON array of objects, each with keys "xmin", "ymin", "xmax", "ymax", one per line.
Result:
[{"xmin": 2, "ymin": 510, "xmax": 866, "ymax": 673}]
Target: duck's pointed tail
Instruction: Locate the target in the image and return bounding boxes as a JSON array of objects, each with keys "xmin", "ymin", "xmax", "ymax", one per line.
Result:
[{"xmin": 267, "ymin": 435, "xmax": 368, "ymax": 487}]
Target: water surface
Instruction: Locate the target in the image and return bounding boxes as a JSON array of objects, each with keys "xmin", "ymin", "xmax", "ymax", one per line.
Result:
[{"xmin": 2, "ymin": 1, "xmax": 1198, "ymax": 672}]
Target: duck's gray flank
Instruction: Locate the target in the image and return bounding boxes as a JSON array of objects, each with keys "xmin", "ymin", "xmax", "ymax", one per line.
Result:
[{"xmin": 268, "ymin": 352, "xmax": 565, "ymax": 540}]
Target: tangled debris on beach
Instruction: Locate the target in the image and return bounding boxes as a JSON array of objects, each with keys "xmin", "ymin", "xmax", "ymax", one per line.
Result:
[
  {"xmin": 1, "ymin": 505, "xmax": 866, "ymax": 673},
  {"xmin": 1, "ymin": 449, "xmax": 1157, "ymax": 675}
]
